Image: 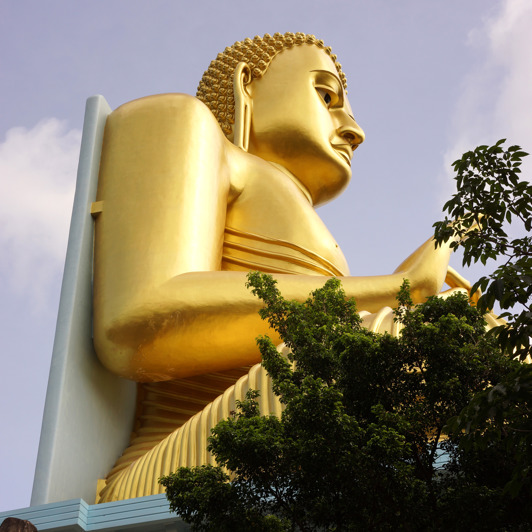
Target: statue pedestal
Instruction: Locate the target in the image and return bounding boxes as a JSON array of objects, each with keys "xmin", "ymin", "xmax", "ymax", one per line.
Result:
[{"xmin": 0, "ymin": 494, "xmax": 189, "ymax": 531}]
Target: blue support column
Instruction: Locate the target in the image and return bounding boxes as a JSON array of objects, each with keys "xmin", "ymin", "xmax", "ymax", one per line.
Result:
[{"xmin": 31, "ymin": 96, "xmax": 137, "ymax": 506}]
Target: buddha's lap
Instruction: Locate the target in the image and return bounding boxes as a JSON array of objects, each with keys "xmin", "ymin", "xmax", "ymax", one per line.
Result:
[
  {"xmin": 97, "ymin": 291, "xmax": 503, "ymax": 503},
  {"xmin": 96, "ymin": 307, "xmax": 406, "ymax": 502}
]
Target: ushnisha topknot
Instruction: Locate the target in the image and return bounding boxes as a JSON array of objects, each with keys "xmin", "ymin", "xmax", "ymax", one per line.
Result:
[{"xmin": 196, "ymin": 32, "xmax": 347, "ymax": 137}]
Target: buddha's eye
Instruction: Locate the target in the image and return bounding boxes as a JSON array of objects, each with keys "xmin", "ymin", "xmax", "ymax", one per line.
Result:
[{"xmin": 316, "ymin": 87, "xmax": 335, "ymax": 108}]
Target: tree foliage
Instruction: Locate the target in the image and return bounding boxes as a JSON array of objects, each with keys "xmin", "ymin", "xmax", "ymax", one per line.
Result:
[
  {"xmin": 161, "ymin": 273, "xmax": 528, "ymax": 531},
  {"xmin": 433, "ymin": 139, "xmax": 531, "ymax": 360},
  {"xmin": 433, "ymin": 139, "xmax": 532, "ymax": 502}
]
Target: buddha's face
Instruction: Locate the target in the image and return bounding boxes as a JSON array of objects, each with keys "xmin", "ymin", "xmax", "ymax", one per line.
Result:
[{"xmin": 246, "ymin": 45, "xmax": 364, "ymax": 205}]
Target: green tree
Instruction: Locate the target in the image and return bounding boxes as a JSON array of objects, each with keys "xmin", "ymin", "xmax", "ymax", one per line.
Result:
[
  {"xmin": 433, "ymin": 140, "xmax": 532, "ymax": 501},
  {"xmin": 161, "ymin": 273, "xmax": 525, "ymax": 531},
  {"xmin": 433, "ymin": 139, "xmax": 531, "ymax": 360}
]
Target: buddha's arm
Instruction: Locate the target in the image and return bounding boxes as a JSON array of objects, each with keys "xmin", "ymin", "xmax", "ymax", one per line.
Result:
[
  {"xmin": 93, "ymin": 94, "xmax": 233, "ymax": 380},
  {"xmin": 98, "ymin": 241, "xmax": 450, "ymax": 382}
]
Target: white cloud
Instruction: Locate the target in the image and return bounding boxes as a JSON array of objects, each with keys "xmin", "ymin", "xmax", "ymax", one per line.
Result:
[
  {"xmin": 0, "ymin": 119, "xmax": 81, "ymax": 311},
  {"xmin": 442, "ymin": 0, "xmax": 532, "ymax": 189},
  {"xmin": 438, "ymin": 0, "xmax": 532, "ymax": 294}
]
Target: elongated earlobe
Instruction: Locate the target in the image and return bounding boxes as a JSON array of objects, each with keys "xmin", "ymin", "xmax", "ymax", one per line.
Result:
[{"xmin": 233, "ymin": 62, "xmax": 252, "ymax": 151}]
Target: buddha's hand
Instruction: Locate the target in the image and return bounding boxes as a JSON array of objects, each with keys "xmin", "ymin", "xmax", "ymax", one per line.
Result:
[
  {"xmin": 393, "ymin": 235, "xmax": 454, "ymax": 304},
  {"xmin": 444, "ymin": 265, "xmax": 481, "ymax": 304}
]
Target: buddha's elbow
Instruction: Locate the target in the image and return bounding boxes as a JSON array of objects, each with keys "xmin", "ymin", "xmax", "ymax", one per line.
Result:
[
  {"xmin": 94, "ymin": 305, "xmax": 200, "ymax": 382},
  {"xmin": 93, "ymin": 312, "xmax": 166, "ymax": 382},
  {"xmin": 93, "ymin": 318, "xmax": 142, "ymax": 381}
]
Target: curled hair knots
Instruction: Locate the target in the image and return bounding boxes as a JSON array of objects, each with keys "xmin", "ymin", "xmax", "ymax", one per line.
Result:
[{"xmin": 196, "ymin": 32, "xmax": 348, "ymax": 138}]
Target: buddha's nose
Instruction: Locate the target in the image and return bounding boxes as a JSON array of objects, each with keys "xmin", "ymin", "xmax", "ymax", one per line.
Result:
[{"xmin": 338, "ymin": 121, "xmax": 365, "ymax": 149}]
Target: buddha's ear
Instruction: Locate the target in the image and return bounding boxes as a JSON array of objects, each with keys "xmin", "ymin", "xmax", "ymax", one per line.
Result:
[{"xmin": 233, "ymin": 62, "xmax": 252, "ymax": 151}]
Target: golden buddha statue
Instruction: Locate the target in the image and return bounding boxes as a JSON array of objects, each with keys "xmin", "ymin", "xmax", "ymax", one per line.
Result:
[{"xmin": 92, "ymin": 32, "xmax": 475, "ymax": 502}]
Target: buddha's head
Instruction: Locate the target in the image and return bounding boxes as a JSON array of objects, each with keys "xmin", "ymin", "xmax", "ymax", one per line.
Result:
[{"xmin": 197, "ymin": 33, "xmax": 365, "ymax": 205}]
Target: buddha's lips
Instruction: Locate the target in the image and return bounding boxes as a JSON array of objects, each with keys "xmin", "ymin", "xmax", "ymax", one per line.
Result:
[{"xmin": 332, "ymin": 145, "xmax": 352, "ymax": 166}]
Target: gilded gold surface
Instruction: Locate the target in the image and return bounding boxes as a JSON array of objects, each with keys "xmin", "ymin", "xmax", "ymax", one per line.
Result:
[{"xmin": 92, "ymin": 34, "xmax": 477, "ymax": 502}]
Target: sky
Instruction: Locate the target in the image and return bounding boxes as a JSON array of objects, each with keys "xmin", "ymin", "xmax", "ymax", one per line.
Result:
[{"xmin": 1, "ymin": 0, "xmax": 531, "ymax": 513}]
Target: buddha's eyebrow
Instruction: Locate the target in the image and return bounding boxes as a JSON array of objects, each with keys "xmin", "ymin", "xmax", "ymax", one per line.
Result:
[{"xmin": 310, "ymin": 70, "xmax": 343, "ymax": 92}]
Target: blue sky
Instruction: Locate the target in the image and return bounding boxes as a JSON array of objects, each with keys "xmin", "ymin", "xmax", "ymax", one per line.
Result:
[{"xmin": 1, "ymin": 0, "xmax": 531, "ymax": 512}]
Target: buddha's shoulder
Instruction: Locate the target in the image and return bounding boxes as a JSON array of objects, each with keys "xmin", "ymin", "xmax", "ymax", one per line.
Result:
[{"xmin": 109, "ymin": 93, "xmax": 221, "ymax": 131}]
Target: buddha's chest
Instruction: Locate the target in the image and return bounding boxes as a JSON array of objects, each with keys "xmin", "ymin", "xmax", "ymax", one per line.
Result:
[{"xmin": 223, "ymin": 167, "xmax": 349, "ymax": 276}]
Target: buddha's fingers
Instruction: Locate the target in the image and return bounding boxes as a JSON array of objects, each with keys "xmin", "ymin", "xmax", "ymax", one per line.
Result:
[
  {"xmin": 444, "ymin": 266, "xmax": 471, "ymax": 290},
  {"xmin": 445, "ymin": 266, "xmax": 481, "ymax": 304}
]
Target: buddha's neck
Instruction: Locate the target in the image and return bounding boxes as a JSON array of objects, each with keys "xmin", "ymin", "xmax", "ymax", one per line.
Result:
[{"xmin": 268, "ymin": 162, "xmax": 313, "ymax": 206}]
